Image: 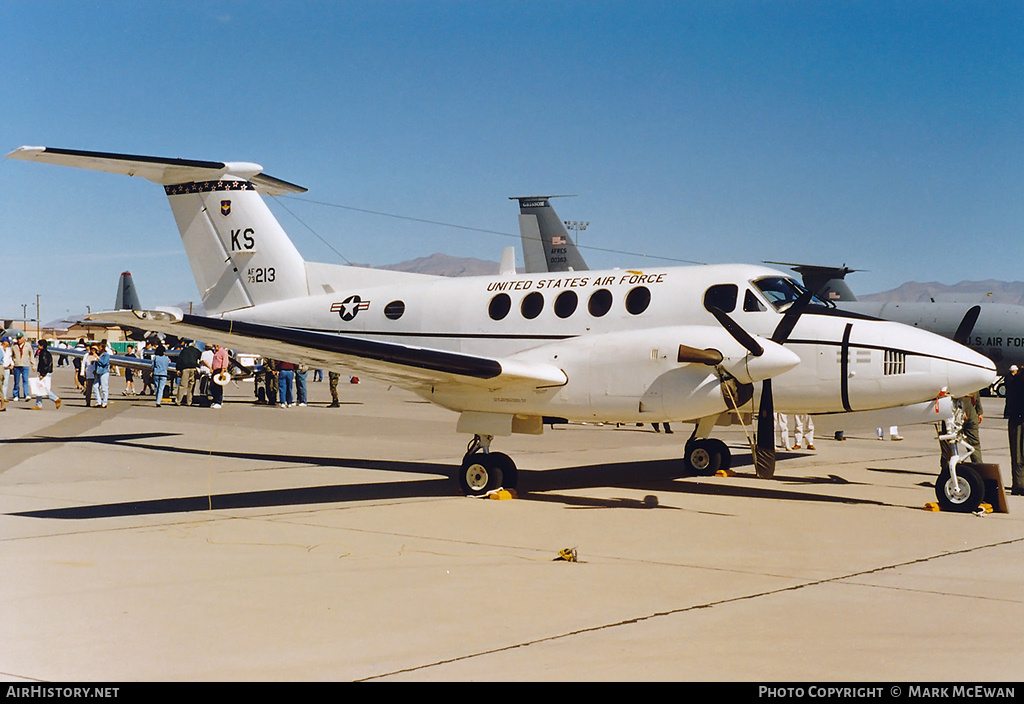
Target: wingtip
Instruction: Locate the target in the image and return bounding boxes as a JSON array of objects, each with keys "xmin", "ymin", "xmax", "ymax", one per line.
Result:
[{"xmin": 5, "ymin": 146, "xmax": 46, "ymax": 159}]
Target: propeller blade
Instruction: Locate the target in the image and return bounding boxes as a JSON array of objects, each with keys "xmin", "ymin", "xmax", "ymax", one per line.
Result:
[
  {"xmin": 754, "ymin": 379, "xmax": 776, "ymax": 478},
  {"xmin": 706, "ymin": 306, "xmax": 763, "ymax": 357},
  {"xmin": 753, "ymin": 291, "xmax": 813, "ymax": 478},
  {"xmin": 771, "ymin": 290, "xmax": 814, "ymax": 344},
  {"xmin": 677, "ymin": 344, "xmax": 724, "ymax": 365}
]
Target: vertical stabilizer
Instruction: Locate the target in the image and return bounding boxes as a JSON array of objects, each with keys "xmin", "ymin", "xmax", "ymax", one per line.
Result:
[
  {"xmin": 6, "ymin": 147, "xmax": 311, "ymax": 315},
  {"xmin": 498, "ymin": 247, "xmax": 517, "ymax": 275},
  {"xmin": 511, "ymin": 195, "xmax": 589, "ymax": 273},
  {"xmin": 114, "ymin": 271, "xmax": 142, "ymax": 310},
  {"xmin": 164, "ymin": 179, "xmax": 309, "ymax": 313}
]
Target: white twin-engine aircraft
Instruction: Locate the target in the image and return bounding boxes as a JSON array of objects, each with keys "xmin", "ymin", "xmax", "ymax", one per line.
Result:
[{"xmin": 6, "ymin": 147, "xmax": 997, "ymax": 498}]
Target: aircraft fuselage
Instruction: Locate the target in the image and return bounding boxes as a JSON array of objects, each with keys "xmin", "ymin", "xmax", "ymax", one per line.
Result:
[{"xmin": 229, "ymin": 263, "xmax": 995, "ymax": 423}]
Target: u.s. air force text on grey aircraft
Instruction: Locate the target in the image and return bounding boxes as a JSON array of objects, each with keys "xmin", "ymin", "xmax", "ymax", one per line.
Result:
[{"xmin": 6, "ymin": 146, "xmax": 995, "ymax": 510}]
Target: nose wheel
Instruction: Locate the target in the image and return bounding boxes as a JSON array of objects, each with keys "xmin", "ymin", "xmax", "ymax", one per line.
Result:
[{"xmin": 935, "ymin": 463, "xmax": 984, "ymax": 513}]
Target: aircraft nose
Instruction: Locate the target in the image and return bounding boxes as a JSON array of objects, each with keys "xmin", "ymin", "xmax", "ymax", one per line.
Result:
[
  {"xmin": 739, "ymin": 340, "xmax": 802, "ymax": 384},
  {"xmin": 939, "ymin": 340, "xmax": 997, "ymax": 397}
]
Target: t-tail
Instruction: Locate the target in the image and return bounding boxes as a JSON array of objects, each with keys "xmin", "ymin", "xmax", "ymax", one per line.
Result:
[
  {"xmin": 6, "ymin": 147, "xmax": 422, "ymax": 316},
  {"xmin": 766, "ymin": 262, "xmax": 862, "ymax": 303},
  {"xmin": 511, "ymin": 195, "xmax": 589, "ymax": 273}
]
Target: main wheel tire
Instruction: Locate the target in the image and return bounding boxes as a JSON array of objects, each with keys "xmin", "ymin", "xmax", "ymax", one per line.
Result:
[
  {"xmin": 707, "ymin": 438, "xmax": 731, "ymax": 471},
  {"xmin": 935, "ymin": 464, "xmax": 984, "ymax": 513},
  {"xmin": 684, "ymin": 439, "xmax": 722, "ymax": 476},
  {"xmin": 458, "ymin": 453, "xmax": 504, "ymax": 496},
  {"xmin": 489, "ymin": 452, "xmax": 518, "ymax": 491}
]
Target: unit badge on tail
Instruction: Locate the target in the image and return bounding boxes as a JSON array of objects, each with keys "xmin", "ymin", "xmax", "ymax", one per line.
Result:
[{"xmin": 220, "ymin": 200, "xmax": 232, "ymax": 216}]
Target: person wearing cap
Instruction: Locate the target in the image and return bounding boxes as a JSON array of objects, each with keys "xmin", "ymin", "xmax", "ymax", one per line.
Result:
[{"xmin": 1006, "ymin": 364, "xmax": 1024, "ymax": 496}]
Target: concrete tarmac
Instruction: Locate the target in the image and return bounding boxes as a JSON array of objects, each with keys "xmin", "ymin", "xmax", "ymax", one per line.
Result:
[{"xmin": 2, "ymin": 367, "xmax": 1022, "ymax": 682}]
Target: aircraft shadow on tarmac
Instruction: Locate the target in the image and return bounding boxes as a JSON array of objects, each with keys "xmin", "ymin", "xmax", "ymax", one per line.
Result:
[{"xmin": 6, "ymin": 434, "xmax": 887, "ymax": 520}]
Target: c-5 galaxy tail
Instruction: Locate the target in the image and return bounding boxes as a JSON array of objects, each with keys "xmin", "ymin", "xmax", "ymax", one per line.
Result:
[{"xmin": 511, "ymin": 195, "xmax": 589, "ymax": 273}]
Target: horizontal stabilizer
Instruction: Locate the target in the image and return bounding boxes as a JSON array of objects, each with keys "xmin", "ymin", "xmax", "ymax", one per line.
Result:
[
  {"xmin": 6, "ymin": 147, "xmax": 307, "ymax": 196},
  {"xmin": 765, "ymin": 261, "xmax": 862, "ymax": 302}
]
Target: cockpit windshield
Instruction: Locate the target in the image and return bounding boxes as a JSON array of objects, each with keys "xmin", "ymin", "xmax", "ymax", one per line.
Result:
[{"xmin": 752, "ymin": 276, "xmax": 828, "ymax": 311}]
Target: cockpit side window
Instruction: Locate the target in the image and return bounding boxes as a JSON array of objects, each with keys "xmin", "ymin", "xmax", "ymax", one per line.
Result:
[
  {"xmin": 743, "ymin": 289, "xmax": 767, "ymax": 312},
  {"xmin": 752, "ymin": 276, "xmax": 821, "ymax": 311},
  {"xmin": 703, "ymin": 284, "xmax": 738, "ymax": 313}
]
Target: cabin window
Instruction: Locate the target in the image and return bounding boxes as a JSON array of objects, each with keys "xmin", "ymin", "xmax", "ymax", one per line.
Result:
[
  {"xmin": 625, "ymin": 286, "xmax": 651, "ymax": 315},
  {"xmin": 703, "ymin": 284, "xmax": 738, "ymax": 313},
  {"xmin": 521, "ymin": 291, "xmax": 544, "ymax": 319},
  {"xmin": 588, "ymin": 289, "xmax": 612, "ymax": 317},
  {"xmin": 554, "ymin": 290, "xmax": 578, "ymax": 319},
  {"xmin": 384, "ymin": 300, "xmax": 406, "ymax": 320},
  {"xmin": 489, "ymin": 293, "xmax": 511, "ymax": 320}
]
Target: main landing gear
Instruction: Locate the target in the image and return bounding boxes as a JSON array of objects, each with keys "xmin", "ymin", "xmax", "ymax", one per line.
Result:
[
  {"xmin": 458, "ymin": 434, "xmax": 519, "ymax": 497},
  {"xmin": 682, "ymin": 437, "xmax": 732, "ymax": 475}
]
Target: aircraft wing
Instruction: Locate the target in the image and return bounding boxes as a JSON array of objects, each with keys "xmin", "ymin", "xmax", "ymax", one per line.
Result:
[{"xmin": 87, "ymin": 309, "xmax": 568, "ymax": 391}]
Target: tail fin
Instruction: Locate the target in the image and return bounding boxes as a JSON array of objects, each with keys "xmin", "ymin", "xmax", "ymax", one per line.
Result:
[
  {"xmin": 511, "ymin": 195, "xmax": 589, "ymax": 273},
  {"xmin": 114, "ymin": 271, "xmax": 142, "ymax": 310},
  {"xmin": 766, "ymin": 262, "xmax": 862, "ymax": 303},
  {"xmin": 7, "ymin": 147, "xmax": 311, "ymax": 315}
]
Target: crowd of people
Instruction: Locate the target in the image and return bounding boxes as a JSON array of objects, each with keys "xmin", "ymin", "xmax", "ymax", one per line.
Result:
[{"xmin": 0, "ymin": 333, "xmax": 363, "ymax": 414}]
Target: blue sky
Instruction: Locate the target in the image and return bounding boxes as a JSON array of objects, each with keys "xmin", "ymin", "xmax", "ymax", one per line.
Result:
[{"xmin": 2, "ymin": 0, "xmax": 1022, "ymax": 322}]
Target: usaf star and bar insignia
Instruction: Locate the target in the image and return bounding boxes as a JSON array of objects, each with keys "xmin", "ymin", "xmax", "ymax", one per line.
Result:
[{"xmin": 331, "ymin": 295, "xmax": 370, "ymax": 321}]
